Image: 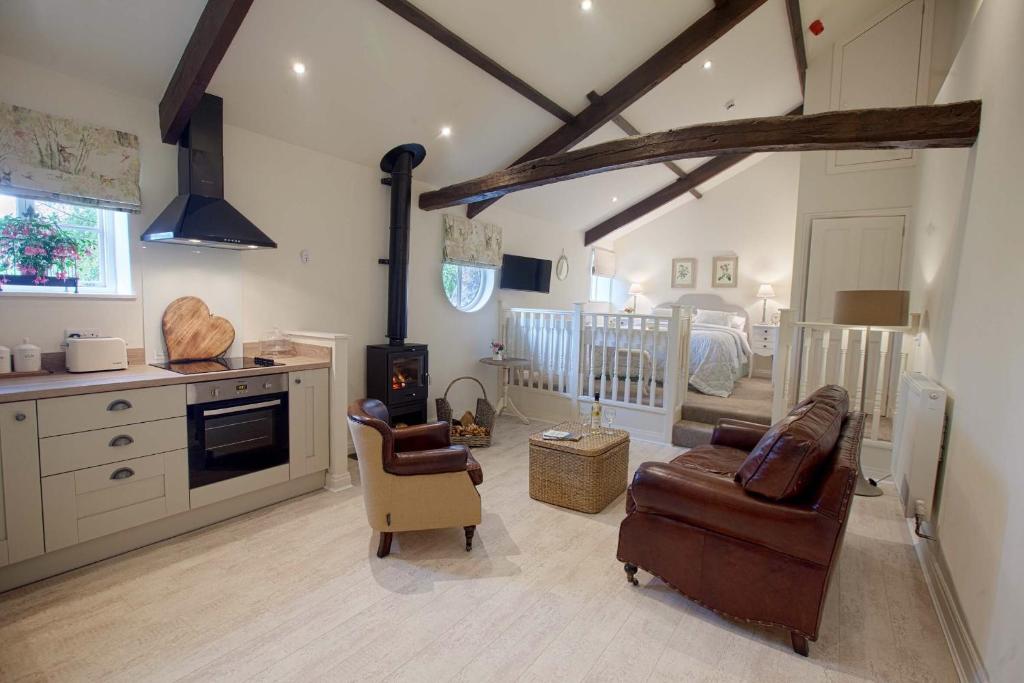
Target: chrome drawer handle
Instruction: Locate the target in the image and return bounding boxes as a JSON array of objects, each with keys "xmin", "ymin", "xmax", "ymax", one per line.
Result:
[
  {"xmin": 107, "ymin": 399, "xmax": 133, "ymax": 412},
  {"xmin": 110, "ymin": 467, "xmax": 135, "ymax": 480},
  {"xmin": 108, "ymin": 434, "xmax": 135, "ymax": 448}
]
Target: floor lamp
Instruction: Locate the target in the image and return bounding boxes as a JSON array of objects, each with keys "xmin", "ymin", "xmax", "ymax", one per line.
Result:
[{"xmin": 833, "ymin": 289, "xmax": 910, "ymax": 497}]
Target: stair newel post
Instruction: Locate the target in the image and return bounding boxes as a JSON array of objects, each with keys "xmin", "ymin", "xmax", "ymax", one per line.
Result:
[
  {"xmin": 569, "ymin": 303, "xmax": 584, "ymax": 410},
  {"xmin": 662, "ymin": 305, "xmax": 685, "ymax": 443},
  {"xmin": 772, "ymin": 308, "xmax": 796, "ymax": 421}
]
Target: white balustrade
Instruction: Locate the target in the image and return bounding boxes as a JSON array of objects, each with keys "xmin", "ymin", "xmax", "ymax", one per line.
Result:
[{"xmin": 771, "ymin": 309, "xmax": 912, "ymax": 442}]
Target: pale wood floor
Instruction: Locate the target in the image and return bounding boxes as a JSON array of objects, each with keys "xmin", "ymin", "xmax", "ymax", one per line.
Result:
[{"xmin": 0, "ymin": 416, "xmax": 956, "ymax": 682}]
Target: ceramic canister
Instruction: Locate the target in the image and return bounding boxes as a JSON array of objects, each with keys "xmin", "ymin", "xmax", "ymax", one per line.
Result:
[
  {"xmin": 0, "ymin": 345, "xmax": 10, "ymax": 374},
  {"xmin": 13, "ymin": 338, "xmax": 41, "ymax": 373}
]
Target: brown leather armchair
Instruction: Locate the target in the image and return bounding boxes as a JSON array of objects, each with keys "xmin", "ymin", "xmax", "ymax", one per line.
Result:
[
  {"xmin": 617, "ymin": 385, "xmax": 863, "ymax": 656},
  {"xmin": 347, "ymin": 399, "xmax": 483, "ymax": 558}
]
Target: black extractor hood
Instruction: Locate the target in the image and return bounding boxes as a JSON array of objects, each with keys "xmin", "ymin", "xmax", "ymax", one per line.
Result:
[{"xmin": 142, "ymin": 94, "xmax": 276, "ymax": 250}]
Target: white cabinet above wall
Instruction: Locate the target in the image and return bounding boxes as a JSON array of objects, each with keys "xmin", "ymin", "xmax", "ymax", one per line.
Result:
[{"xmin": 829, "ymin": 0, "xmax": 934, "ymax": 173}]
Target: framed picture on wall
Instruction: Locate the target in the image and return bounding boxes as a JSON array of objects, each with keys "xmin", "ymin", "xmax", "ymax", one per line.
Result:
[
  {"xmin": 712, "ymin": 255, "xmax": 738, "ymax": 288},
  {"xmin": 671, "ymin": 258, "xmax": 696, "ymax": 288}
]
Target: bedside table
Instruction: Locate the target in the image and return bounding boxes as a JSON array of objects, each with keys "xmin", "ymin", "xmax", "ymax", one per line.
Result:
[{"xmin": 749, "ymin": 324, "xmax": 779, "ymax": 378}]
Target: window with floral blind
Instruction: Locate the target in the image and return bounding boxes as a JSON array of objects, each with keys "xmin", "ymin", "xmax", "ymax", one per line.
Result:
[{"xmin": 0, "ymin": 192, "xmax": 132, "ymax": 295}]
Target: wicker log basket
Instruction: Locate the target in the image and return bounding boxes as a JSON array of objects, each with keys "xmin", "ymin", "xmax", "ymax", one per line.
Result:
[{"xmin": 436, "ymin": 376, "xmax": 495, "ymax": 448}]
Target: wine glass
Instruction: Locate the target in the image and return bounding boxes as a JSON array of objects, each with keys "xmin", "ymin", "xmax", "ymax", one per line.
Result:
[{"xmin": 602, "ymin": 407, "xmax": 617, "ymax": 433}]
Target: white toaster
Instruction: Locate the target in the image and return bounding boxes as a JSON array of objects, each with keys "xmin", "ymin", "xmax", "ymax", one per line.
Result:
[{"xmin": 66, "ymin": 337, "xmax": 128, "ymax": 373}]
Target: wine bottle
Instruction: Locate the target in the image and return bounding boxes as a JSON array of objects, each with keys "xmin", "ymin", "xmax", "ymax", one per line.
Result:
[{"xmin": 590, "ymin": 393, "xmax": 602, "ymax": 433}]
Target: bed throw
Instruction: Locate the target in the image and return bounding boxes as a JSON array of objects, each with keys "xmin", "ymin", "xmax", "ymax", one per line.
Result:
[{"xmin": 688, "ymin": 323, "xmax": 751, "ymax": 397}]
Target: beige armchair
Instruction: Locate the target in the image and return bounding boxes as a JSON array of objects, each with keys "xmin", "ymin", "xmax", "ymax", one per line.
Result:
[{"xmin": 347, "ymin": 399, "xmax": 483, "ymax": 557}]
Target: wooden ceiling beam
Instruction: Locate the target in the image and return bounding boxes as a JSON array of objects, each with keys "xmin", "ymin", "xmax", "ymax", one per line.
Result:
[
  {"xmin": 418, "ymin": 100, "xmax": 981, "ymax": 211},
  {"xmin": 376, "ymin": 0, "xmax": 574, "ymax": 123},
  {"xmin": 784, "ymin": 0, "xmax": 808, "ymax": 94},
  {"xmin": 583, "ymin": 103, "xmax": 804, "ymax": 245},
  {"xmin": 465, "ymin": 0, "xmax": 769, "ymax": 218},
  {"xmin": 159, "ymin": 0, "xmax": 254, "ymax": 144},
  {"xmin": 586, "ymin": 91, "xmax": 702, "ymax": 199}
]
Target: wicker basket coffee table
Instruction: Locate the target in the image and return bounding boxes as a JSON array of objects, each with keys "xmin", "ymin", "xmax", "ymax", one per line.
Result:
[{"xmin": 529, "ymin": 421, "xmax": 630, "ymax": 513}]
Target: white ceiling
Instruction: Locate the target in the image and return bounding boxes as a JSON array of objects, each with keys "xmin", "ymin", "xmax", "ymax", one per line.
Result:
[{"xmin": 0, "ymin": 0, "xmax": 805, "ymax": 234}]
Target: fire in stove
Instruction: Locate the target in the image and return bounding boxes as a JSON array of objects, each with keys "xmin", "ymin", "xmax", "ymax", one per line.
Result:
[{"xmin": 392, "ymin": 370, "xmax": 409, "ymax": 390}]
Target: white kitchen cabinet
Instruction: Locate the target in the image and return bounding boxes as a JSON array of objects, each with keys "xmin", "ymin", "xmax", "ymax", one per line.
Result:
[
  {"xmin": 41, "ymin": 449, "xmax": 189, "ymax": 552},
  {"xmin": 0, "ymin": 401, "xmax": 45, "ymax": 566},
  {"xmin": 288, "ymin": 368, "xmax": 330, "ymax": 478}
]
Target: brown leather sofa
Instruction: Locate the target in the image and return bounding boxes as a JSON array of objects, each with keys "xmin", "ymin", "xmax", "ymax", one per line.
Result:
[
  {"xmin": 616, "ymin": 385, "xmax": 864, "ymax": 656},
  {"xmin": 347, "ymin": 399, "xmax": 483, "ymax": 558}
]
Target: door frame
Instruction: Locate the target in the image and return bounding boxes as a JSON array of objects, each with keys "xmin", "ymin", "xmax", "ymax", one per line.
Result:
[{"xmin": 788, "ymin": 206, "xmax": 914, "ymax": 405}]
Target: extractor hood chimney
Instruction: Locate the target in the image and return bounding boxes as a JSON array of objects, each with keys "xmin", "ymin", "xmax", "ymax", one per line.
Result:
[{"xmin": 141, "ymin": 94, "xmax": 276, "ymax": 250}]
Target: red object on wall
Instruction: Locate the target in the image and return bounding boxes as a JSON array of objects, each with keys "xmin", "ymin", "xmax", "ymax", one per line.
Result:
[{"xmin": 809, "ymin": 19, "xmax": 825, "ymax": 36}]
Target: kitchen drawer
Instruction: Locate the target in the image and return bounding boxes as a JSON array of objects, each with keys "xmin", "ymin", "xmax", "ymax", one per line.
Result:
[
  {"xmin": 39, "ymin": 417, "xmax": 186, "ymax": 476},
  {"xmin": 37, "ymin": 385, "xmax": 186, "ymax": 438},
  {"xmin": 41, "ymin": 450, "xmax": 189, "ymax": 552}
]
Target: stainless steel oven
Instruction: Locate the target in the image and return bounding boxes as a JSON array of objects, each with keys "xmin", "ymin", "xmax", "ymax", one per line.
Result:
[{"xmin": 186, "ymin": 374, "xmax": 289, "ymax": 489}]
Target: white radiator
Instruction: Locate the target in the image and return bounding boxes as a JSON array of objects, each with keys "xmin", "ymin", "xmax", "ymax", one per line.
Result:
[{"xmin": 891, "ymin": 372, "xmax": 947, "ymax": 519}]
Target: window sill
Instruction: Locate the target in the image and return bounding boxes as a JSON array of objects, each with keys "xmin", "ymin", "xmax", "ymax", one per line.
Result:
[{"xmin": 0, "ymin": 290, "xmax": 137, "ymax": 301}]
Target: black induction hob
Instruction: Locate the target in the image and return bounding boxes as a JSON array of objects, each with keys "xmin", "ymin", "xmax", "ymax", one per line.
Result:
[{"xmin": 150, "ymin": 356, "xmax": 282, "ymax": 375}]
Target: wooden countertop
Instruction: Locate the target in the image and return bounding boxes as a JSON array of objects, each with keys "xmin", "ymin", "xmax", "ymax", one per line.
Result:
[{"xmin": 0, "ymin": 356, "xmax": 330, "ymax": 404}]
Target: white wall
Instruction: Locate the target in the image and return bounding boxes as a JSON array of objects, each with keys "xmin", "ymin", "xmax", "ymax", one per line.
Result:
[
  {"xmin": 231, "ymin": 122, "xmax": 589, "ymax": 415},
  {"xmin": 906, "ymin": 0, "xmax": 1024, "ymax": 678},
  {"xmin": 611, "ymin": 152, "xmax": 799, "ymax": 323},
  {"xmin": 0, "ymin": 54, "xmax": 243, "ymax": 357}
]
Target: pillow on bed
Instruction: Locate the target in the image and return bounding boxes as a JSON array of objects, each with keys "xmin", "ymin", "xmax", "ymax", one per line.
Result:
[
  {"xmin": 728, "ymin": 315, "xmax": 745, "ymax": 331},
  {"xmin": 694, "ymin": 309, "xmax": 732, "ymax": 327}
]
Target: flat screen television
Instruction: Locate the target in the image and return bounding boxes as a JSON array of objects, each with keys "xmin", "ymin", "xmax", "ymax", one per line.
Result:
[{"xmin": 500, "ymin": 254, "xmax": 552, "ymax": 293}]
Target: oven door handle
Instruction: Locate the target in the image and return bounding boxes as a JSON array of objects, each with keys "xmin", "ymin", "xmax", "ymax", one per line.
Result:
[{"xmin": 202, "ymin": 399, "xmax": 282, "ymax": 417}]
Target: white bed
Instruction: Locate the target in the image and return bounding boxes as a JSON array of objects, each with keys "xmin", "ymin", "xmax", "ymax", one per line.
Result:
[
  {"xmin": 583, "ymin": 294, "xmax": 752, "ymax": 399},
  {"xmin": 670, "ymin": 294, "xmax": 752, "ymax": 397}
]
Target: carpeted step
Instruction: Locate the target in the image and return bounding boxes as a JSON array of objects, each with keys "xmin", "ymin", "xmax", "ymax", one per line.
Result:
[
  {"xmin": 672, "ymin": 420, "xmax": 715, "ymax": 448},
  {"xmin": 681, "ymin": 403, "xmax": 772, "ymax": 426}
]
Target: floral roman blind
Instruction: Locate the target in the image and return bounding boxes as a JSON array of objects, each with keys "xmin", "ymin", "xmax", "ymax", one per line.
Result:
[
  {"xmin": 442, "ymin": 213, "xmax": 503, "ymax": 269},
  {"xmin": 0, "ymin": 101, "xmax": 142, "ymax": 212}
]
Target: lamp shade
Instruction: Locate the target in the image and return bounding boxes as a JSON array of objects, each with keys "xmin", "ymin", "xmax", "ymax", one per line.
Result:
[
  {"xmin": 628, "ymin": 283, "xmax": 644, "ymax": 295},
  {"xmin": 756, "ymin": 283, "xmax": 775, "ymax": 299},
  {"xmin": 833, "ymin": 290, "xmax": 910, "ymax": 326}
]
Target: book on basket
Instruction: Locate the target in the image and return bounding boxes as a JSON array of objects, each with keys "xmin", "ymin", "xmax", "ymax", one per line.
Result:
[{"xmin": 541, "ymin": 429, "xmax": 582, "ymax": 441}]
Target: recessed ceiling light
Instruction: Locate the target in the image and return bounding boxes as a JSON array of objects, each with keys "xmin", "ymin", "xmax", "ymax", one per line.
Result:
[
  {"xmin": 188, "ymin": 239, "xmax": 201, "ymax": 244},
  {"xmin": 292, "ymin": 62, "xmax": 306, "ymax": 75},
  {"xmin": 703, "ymin": 60, "xmax": 713, "ymax": 70},
  {"xmin": 580, "ymin": 0, "xmax": 593, "ymax": 11},
  {"xmin": 440, "ymin": 126, "xmax": 452, "ymax": 137},
  {"xmin": 611, "ymin": 196, "xmax": 618, "ymax": 203}
]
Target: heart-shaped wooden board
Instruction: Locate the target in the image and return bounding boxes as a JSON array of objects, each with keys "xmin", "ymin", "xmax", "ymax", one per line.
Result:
[{"xmin": 161, "ymin": 296, "xmax": 236, "ymax": 362}]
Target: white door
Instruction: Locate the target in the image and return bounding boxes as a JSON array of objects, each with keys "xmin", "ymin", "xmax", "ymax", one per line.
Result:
[{"xmin": 804, "ymin": 215, "xmax": 905, "ymax": 323}]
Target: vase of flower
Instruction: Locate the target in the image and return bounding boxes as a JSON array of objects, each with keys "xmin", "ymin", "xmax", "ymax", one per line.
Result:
[
  {"xmin": 0, "ymin": 211, "xmax": 92, "ymax": 292},
  {"xmin": 491, "ymin": 341, "xmax": 505, "ymax": 361}
]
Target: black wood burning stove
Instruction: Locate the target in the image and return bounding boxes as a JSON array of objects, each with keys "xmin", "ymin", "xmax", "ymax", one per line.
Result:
[{"xmin": 366, "ymin": 143, "xmax": 429, "ymax": 425}]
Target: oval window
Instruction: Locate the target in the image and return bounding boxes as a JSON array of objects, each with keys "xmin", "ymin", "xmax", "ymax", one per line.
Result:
[{"xmin": 442, "ymin": 263, "xmax": 494, "ymax": 312}]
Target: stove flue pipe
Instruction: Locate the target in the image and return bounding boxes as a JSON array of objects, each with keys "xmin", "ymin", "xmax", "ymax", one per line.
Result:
[{"xmin": 379, "ymin": 143, "xmax": 426, "ymax": 346}]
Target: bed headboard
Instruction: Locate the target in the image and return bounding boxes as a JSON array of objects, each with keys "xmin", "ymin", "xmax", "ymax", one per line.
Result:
[{"xmin": 657, "ymin": 293, "xmax": 750, "ymax": 334}]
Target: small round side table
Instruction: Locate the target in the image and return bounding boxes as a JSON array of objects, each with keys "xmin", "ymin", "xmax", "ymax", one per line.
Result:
[{"xmin": 478, "ymin": 356, "xmax": 530, "ymax": 424}]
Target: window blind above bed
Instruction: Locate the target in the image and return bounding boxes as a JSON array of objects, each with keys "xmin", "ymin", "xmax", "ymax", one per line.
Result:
[{"xmin": 592, "ymin": 247, "xmax": 615, "ymax": 277}]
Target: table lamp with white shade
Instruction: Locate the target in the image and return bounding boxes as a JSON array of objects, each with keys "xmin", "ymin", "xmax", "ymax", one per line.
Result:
[
  {"xmin": 832, "ymin": 289, "xmax": 910, "ymax": 497},
  {"xmin": 756, "ymin": 283, "xmax": 775, "ymax": 323},
  {"xmin": 627, "ymin": 283, "xmax": 643, "ymax": 313}
]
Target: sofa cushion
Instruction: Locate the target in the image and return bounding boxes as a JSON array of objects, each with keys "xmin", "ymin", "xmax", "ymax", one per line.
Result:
[
  {"xmin": 672, "ymin": 446, "xmax": 749, "ymax": 477},
  {"xmin": 797, "ymin": 384, "xmax": 849, "ymax": 417},
  {"xmin": 735, "ymin": 401, "xmax": 844, "ymax": 501}
]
